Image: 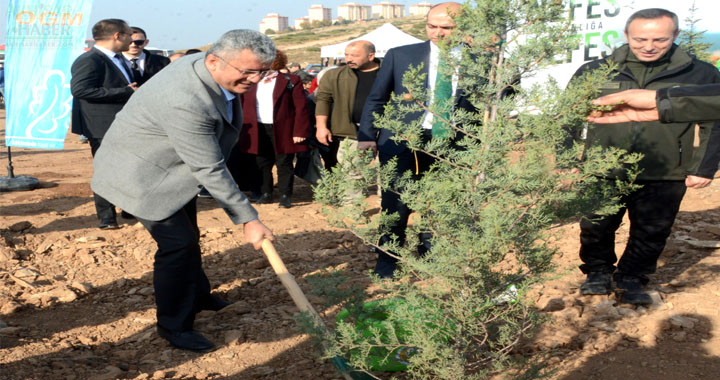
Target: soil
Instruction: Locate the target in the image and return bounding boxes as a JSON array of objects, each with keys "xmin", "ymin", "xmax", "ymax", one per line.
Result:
[{"xmin": 2, "ymin": 108, "xmax": 719, "ymax": 380}]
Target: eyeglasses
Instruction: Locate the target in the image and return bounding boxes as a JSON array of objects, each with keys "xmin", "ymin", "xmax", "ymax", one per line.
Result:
[
  {"xmin": 216, "ymin": 55, "xmax": 272, "ymax": 79},
  {"xmin": 130, "ymin": 39, "xmax": 146, "ymax": 46}
]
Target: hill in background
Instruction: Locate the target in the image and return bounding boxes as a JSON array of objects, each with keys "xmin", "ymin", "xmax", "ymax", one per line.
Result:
[
  {"xmin": 272, "ymin": 16, "xmax": 427, "ymax": 66},
  {"xmin": 179, "ymin": 16, "xmax": 426, "ymax": 66}
]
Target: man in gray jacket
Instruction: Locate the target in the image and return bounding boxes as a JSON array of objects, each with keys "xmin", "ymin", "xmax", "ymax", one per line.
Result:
[{"xmin": 92, "ymin": 30, "xmax": 275, "ymax": 352}]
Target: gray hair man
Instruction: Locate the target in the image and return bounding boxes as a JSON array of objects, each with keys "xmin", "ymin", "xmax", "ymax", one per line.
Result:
[
  {"xmin": 92, "ymin": 30, "xmax": 276, "ymax": 352},
  {"xmin": 571, "ymin": 9, "xmax": 720, "ymax": 304}
]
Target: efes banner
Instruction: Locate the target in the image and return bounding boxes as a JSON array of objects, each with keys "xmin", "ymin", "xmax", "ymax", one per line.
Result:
[
  {"xmin": 4, "ymin": 0, "xmax": 93, "ymax": 149},
  {"xmin": 523, "ymin": 0, "xmax": 629, "ymax": 88}
]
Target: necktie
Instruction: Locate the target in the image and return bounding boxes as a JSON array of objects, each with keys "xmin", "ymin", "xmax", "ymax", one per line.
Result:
[
  {"xmin": 130, "ymin": 58, "xmax": 143, "ymax": 85},
  {"xmin": 432, "ymin": 55, "xmax": 452, "ymax": 138},
  {"xmin": 114, "ymin": 54, "xmax": 134, "ymax": 83}
]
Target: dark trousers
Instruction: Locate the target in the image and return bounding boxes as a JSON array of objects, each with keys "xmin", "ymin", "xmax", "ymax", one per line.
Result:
[
  {"xmin": 89, "ymin": 138, "xmax": 117, "ymax": 223},
  {"xmin": 227, "ymin": 145, "xmax": 261, "ymax": 193},
  {"xmin": 256, "ymin": 123, "xmax": 295, "ymax": 196},
  {"xmin": 378, "ymin": 135, "xmax": 436, "ymax": 260},
  {"xmin": 136, "ymin": 198, "xmax": 212, "ymax": 332},
  {"xmin": 319, "ymin": 136, "xmax": 341, "ymax": 170},
  {"xmin": 579, "ymin": 180, "xmax": 687, "ymax": 276}
]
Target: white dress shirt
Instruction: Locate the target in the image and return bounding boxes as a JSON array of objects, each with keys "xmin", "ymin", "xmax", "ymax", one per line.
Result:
[
  {"xmin": 94, "ymin": 45, "xmax": 132, "ymax": 83},
  {"xmin": 256, "ymin": 77, "xmax": 275, "ymax": 124},
  {"xmin": 123, "ymin": 51, "xmax": 147, "ymax": 75}
]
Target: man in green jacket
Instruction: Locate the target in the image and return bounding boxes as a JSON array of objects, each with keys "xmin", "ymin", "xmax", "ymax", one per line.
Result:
[
  {"xmin": 315, "ymin": 40, "xmax": 380, "ymax": 168},
  {"xmin": 571, "ymin": 8, "xmax": 720, "ymax": 304}
]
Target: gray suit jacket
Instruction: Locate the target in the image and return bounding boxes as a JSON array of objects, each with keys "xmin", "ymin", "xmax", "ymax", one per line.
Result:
[{"xmin": 91, "ymin": 54, "xmax": 258, "ymax": 224}]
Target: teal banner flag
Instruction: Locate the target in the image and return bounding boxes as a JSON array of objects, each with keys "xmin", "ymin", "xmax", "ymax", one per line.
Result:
[{"xmin": 4, "ymin": 0, "xmax": 93, "ymax": 149}]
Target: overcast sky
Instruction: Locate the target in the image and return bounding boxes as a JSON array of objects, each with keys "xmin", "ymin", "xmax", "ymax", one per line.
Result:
[{"xmin": 1, "ymin": 0, "xmax": 719, "ymax": 49}]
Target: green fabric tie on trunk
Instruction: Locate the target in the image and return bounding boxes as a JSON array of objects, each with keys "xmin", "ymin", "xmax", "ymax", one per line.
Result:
[{"xmin": 432, "ymin": 56, "xmax": 452, "ymax": 138}]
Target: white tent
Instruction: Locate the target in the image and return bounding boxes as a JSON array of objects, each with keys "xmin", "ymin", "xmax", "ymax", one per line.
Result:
[{"xmin": 320, "ymin": 23, "xmax": 423, "ymax": 59}]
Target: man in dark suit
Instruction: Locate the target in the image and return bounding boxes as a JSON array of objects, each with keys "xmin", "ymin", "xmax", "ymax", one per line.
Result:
[
  {"xmin": 358, "ymin": 2, "xmax": 468, "ymax": 278},
  {"xmin": 92, "ymin": 30, "xmax": 275, "ymax": 352},
  {"xmin": 122, "ymin": 26, "xmax": 171, "ymax": 86},
  {"xmin": 71, "ymin": 19, "xmax": 137, "ymax": 229}
]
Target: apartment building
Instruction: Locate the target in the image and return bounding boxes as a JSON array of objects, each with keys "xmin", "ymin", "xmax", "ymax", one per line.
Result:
[
  {"xmin": 308, "ymin": 4, "xmax": 332, "ymax": 22},
  {"xmin": 409, "ymin": 2, "xmax": 433, "ymax": 16},
  {"xmin": 371, "ymin": 2, "xmax": 405, "ymax": 19},
  {"xmin": 338, "ymin": 2, "xmax": 372, "ymax": 21},
  {"xmin": 259, "ymin": 13, "xmax": 288, "ymax": 33}
]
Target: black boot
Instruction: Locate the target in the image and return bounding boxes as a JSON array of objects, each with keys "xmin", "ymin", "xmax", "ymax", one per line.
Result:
[
  {"xmin": 580, "ymin": 272, "xmax": 612, "ymax": 295},
  {"xmin": 614, "ymin": 274, "xmax": 652, "ymax": 305},
  {"xmin": 373, "ymin": 250, "xmax": 398, "ymax": 279},
  {"xmin": 254, "ymin": 193, "xmax": 273, "ymax": 204}
]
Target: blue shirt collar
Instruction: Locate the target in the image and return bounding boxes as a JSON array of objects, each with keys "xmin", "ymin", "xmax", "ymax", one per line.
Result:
[{"xmin": 219, "ymin": 86, "xmax": 236, "ymax": 102}]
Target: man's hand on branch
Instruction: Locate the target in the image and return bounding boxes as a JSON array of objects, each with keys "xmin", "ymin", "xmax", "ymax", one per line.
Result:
[{"xmin": 587, "ymin": 89, "xmax": 659, "ymax": 123}]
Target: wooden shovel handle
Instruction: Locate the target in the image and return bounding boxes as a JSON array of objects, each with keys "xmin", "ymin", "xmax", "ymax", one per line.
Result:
[
  {"xmin": 261, "ymin": 240, "xmax": 357, "ymax": 380},
  {"xmin": 261, "ymin": 239, "xmax": 324, "ymax": 325}
]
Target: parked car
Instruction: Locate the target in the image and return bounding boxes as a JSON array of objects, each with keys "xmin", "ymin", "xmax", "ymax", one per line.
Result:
[
  {"xmin": 147, "ymin": 48, "xmax": 174, "ymax": 57},
  {"xmin": 305, "ymin": 64, "xmax": 324, "ymax": 75}
]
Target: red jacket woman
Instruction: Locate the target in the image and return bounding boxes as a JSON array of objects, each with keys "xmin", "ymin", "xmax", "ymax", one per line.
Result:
[
  {"xmin": 237, "ymin": 51, "xmax": 310, "ymax": 208},
  {"xmin": 238, "ymin": 73, "xmax": 310, "ymax": 155}
]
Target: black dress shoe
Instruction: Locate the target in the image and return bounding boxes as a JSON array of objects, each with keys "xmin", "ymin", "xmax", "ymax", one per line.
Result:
[
  {"xmin": 199, "ymin": 294, "xmax": 231, "ymax": 311},
  {"xmin": 248, "ymin": 191, "xmax": 262, "ymax": 202},
  {"xmin": 157, "ymin": 326, "xmax": 215, "ymax": 352},
  {"xmin": 279, "ymin": 195, "xmax": 292, "ymax": 208},
  {"xmin": 98, "ymin": 220, "xmax": 120, "ymax": 230},
  {"xmin": 197, "ymin": 188, "xmax": 212, "ymax": 198},
  {"xmin": 254, "ymin": 193, "xmax": 273, "ymax": 204},
  {"xmin": 373, "ymin": 251, "xmax": 398, "ymax": 279}
]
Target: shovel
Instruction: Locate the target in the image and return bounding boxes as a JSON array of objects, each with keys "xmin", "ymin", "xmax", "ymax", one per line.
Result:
[{"xmin": 260, "ymin": 239, "xmax": 374, "ymax": 380}]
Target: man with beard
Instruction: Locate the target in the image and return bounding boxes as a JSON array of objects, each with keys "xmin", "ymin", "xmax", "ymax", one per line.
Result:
[{"xmin": 315, "ymin": 40, "xmax": 380, "ymax": 169}]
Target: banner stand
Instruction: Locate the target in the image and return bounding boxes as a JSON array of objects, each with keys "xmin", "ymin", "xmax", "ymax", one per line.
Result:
[{"xmin": 0, "ymin": 146, "xmax": 39, "ymax": 192}]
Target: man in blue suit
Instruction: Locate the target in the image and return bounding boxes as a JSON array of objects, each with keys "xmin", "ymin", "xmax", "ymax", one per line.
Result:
[{"xmin": 358, "ymin": 2, "xmax": 470, "ymax": 278}]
